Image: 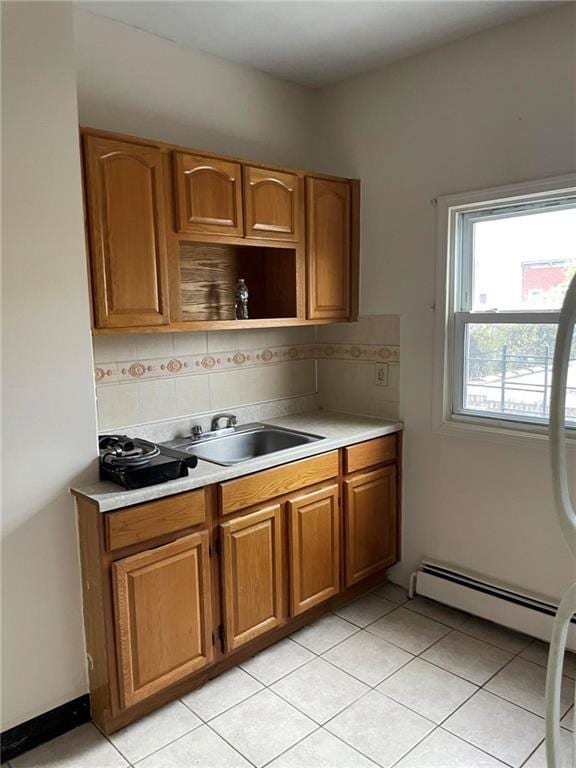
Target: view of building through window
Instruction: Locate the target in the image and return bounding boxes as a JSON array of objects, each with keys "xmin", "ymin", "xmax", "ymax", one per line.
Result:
[{"xmin": 461, "ymin": 205, "xmax": 576, "ymax": 424}]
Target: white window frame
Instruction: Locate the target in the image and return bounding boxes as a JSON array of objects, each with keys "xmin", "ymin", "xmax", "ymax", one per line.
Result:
[{"xmin": 433, "ymin": 173, "xmax": 576, "ymax": 442}]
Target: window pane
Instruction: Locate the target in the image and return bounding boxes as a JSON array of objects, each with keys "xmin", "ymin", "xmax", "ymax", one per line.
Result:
[
  {"xmin": 471, "ymin": 205, "xmax": 576, "ymax": 312},
  {"xmin": 463, "ymin": 323, "xmax": 576, "ymax": 424}
]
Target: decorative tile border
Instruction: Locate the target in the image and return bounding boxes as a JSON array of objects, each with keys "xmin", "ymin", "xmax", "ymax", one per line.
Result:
[
  {"xmin": 94, "ymin": 343, "xmax": 400, "ymax": 386},
  {"xmin": 312, "ymin": 343, "xmax": 399, "ymax": 363}
]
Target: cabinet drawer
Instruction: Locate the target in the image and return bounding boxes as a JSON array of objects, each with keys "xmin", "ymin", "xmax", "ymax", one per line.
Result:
[
  {"xmin": 344, "ymin": 435, "xmax": 397, "ymax": 474},
  {"xmin": 105, "ymin": 490, "xmax": 206, "ymax": 551},
  {"xmin": 219, "ymin": 451, "xmax": 339, "ymax": 515}
]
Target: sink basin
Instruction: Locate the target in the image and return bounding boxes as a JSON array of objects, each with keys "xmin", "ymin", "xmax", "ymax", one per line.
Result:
[{"xmin": 162, "ymin": 423, "xmax": 323, "ymax": 466}]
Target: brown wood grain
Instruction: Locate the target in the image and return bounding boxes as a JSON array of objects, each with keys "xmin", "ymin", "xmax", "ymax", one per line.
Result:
[
  {"xmin": 219, "ymin": 504, "xmax": 284, "ymax": 651},
  {"xmin": 306, "ymin": 177, "xmax": 351, "ymax": 320},
  {"xmin": 105, "ymin": 490, "xmax": 206, "ymax": 551},
  {"xmin": 244, "ymin": 166, "xmax": 301, "ymax": 242},
  {"xmin": 287, "ymin": 483, "xmax": 340, "ymax": 616},
  {"xmin": 83, "ymin": 135, "xmax": 171, "ymax": 329},
  {"xmin": 174, "ymin": 153, "xmax": 243, "ymax": 236},
  {"xmin": 82, "ymin": 125, "xmax": 359, "ymax": 186},
  {"xmin": 344, "ymin": 465, "xmax": 398, "ymax": 587},
  {"xmin": 76, "ymin": 502, "xmax": 112, "ymax": 726},
  {"xmin": 344, "ymin": 435, "xmax": 397, "ymax": 474},
  {"xmin": 179, "ymin": 242, "xmax": 237, "ymax": 321},
  {"xmin": 219, "ymin": 451, "xmax": 339, "ymax": 515},
  {"xmin": 112, "ymin": 532, "xmax": 213, "ymax": 708},
  {"xmin": 349, "ymin": 179, "xmax": 361, "ymax": 322},
  {"xmin": 74, "ymin": 435, "xmax": 402, "ymax": 734}
]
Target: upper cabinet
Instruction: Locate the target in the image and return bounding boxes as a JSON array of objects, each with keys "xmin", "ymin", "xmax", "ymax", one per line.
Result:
[
  {"xmin": 306, "ymin": 177, "xmax": 351, "ymax": 321},
  {"xmin": 83, "ymin": 135, "xmax": 170, "ymax": 328},
  {"xmin": 243, "ymin": 166, "xmax": 301, "ymax": 241},
  {"xmin": 174, "ymin": 153, "xmax": 243, "ymax": 236},
  {"xmin": 81, "ymin": 128, "xmax": 358, "ymax": 333}
]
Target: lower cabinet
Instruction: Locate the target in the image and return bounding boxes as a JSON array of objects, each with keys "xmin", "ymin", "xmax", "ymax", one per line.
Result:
[
  {"xmin": 77, "ymin": 435, "xmax": 401, "ymax": 732},
  {"xmin": 344, "ymin": 465, "xmax": 398, "ymax": 586},
  {"xmin": 219, "ymin": 504, "xmax": 284, "ymax": 651},
  {"xmin": 112, "ymin": 531, "xmax": 213, "ymax": 708},
  {"xmin": 288, "ymin": 483, "xmax": 340, "ymax": 616}
]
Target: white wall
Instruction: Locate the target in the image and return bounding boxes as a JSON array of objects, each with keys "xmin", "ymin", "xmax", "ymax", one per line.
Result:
[
  {"xmin": 73, "ymin": 9, "xmax": 318, "ymax": 168},
  {"xmin": 0, "ymin": 6, "xmax": 321, "ymax": 733},
  {"xmin": 1, "ymin": 2, "xmax": 99, "ymax": 730},
  {"xmin": 318, "ymin": 7, "xmax": 576, "ymax": 599}
]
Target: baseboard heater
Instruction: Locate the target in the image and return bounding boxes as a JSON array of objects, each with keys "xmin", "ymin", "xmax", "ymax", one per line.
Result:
[{"xmin": 411, "ymin": 560, "xmax": 576, "ymax": 651}]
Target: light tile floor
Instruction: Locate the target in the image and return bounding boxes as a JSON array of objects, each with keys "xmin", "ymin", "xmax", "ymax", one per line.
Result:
[{"xmin": 7, "ymin": 583, "xmax": 576, "ymax": 768}]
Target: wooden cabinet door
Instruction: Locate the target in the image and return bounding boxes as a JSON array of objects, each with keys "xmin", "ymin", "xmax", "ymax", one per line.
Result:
[
  {"xmin": 174, "ymin": 153, "xmax": 243, "ymax": 236},
  {"xmin": 306, "ymin": 177, "xmax": 351, "ymax": 320},
  {"xmin": 220, "ymin": 505, "xmax": 284, "ymax": 651},
  {"xmin": 344, "ymin": 465, "xmax": 398, "ymax": 587},
  {"xmin": 244, "ymin": 166, "xmax": 301, "ymax": 241},
  {"xmin": 287, "ymin": 484, "xmax": 340, "ymax": 616},
  {"xmin": 83, "ymin": 136, "xmax": 170, "ymax": 328},
  {"xmin": 112, "ymin": 532, "xmax": 212, "ymax": 708}
]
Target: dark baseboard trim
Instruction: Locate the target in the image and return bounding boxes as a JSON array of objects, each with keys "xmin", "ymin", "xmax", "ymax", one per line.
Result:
[{"xmin": 1, "ymin": 694, "xmax": 91, "ymax": 763}]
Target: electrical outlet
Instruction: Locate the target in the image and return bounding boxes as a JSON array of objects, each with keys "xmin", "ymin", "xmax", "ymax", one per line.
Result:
[{"xmin": 375, "ymin": 364, "xmax": 389, "ymax": 387}]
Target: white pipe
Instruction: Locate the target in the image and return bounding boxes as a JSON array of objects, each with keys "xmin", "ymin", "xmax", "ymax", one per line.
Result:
[
  {"xmin": 546, "ymin": 271, "xmax": 576, "ymax": 768},
  {"xmin": 545, "ymin": 584, "xmax": 576, "ymax": 768}
]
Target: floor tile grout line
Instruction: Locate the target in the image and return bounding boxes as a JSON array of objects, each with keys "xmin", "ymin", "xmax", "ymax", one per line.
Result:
[
  {"xmin": 265, "ymin": 679, "xmax": 368, "ymax": 729},
  {"xmin": 30, "ymin": 590, "xmax": 557, "ymax": 768},
  {"xmin": 518, "ymin": 738, "xmax": 546, "ymax": 768},
  {"xmin": 258, "ymin": 724, "xmax": 323, "ymax": 768},
  {"xmin": 479, "ymin": 685, "xmax": 563, "ymax": 722},
  {"xmin": 430, "ymin": 637, "xmax": 546, "ymax": 765},
  {"xmin": 204, "ymin": 720, "xmax": 260, "ymax": 768},
  {"xmin": 241, "ymin": 647, "xmax": 320, "ymax": 687},
  {"xmin": 324, "ymin": 689, "xmax": 438, "ymax": 768},
  {"xmin": 289, "ymin": 615, "xmax": 365, "ymax": 656},
  {"xmin": 317, "ymin": 727, "xmax": 383, "ymax": 768},
  {"xmin": 374, "ymin": 595, "xmax": 540, "ymax": 656},
  {"xmin": 364, "ymin": 621, "xmax": 455, "ymax": 658},
  {"xmin": 439, "ymin": 725, "xmax": 517, "ymax": 768},
  {"xmin": 387, "ymin": 724, "xmax": 446, "ymax": 768},
  {"xmin": 174, "ymin": 603, "xmax": 550, "ymax": 767},
  {"xmin": 319, "ymin": 644, "xmax": 416, "ymax": 690},
  {"xmin": 375, "ymin": 671, "xmax": 480, "ymax": 730},
  {"xmin": 512, "ymin": 649, "xmax": 576, "ymax": 680},
  {"xmin": 114, "ymin": 719, "xmax": 204, "ymax": 765},
  {"xmin": 180, "ymin": 684, "xmax": 265, "ymax": 725},
  {"xmin": 89, "ymin": 720, "xmax": 142, "ymax": 766}
]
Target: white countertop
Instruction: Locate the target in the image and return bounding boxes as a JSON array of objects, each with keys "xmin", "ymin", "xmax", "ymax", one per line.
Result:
[{"xmin": 71, "ymin": 410, "xmax": 403, "ymax": 512}]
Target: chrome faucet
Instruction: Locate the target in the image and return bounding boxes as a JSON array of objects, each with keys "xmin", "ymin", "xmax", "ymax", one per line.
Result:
[{"xmin": 211, "ymin": 413, "xmax": 238, "ymax": 432}]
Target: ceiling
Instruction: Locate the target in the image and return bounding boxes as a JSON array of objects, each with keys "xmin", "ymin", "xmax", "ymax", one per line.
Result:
[{"xmin": 80, "ymin": 1, "xmax": 553, "ymax": 88}]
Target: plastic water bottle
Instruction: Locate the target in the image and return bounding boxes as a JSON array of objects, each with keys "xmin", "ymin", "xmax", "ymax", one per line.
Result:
[{"xmin": 235, "ymin": 278, "xmax": 249, "ymax": 320}]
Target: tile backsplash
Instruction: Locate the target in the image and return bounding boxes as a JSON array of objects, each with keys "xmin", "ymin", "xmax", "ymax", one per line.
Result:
[
  {"xmin": 93, "ymin": 316, "xmax": 400, "ymax": 431},
  {"xmin": 316, "ymin": 316, "xmax": 400, "ymax": 420}
]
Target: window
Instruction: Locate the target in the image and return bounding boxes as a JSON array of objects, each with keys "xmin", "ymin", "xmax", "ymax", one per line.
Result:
[{"xmin": 434, "ymin": 176, "xmax": 576, "ymax": 435}]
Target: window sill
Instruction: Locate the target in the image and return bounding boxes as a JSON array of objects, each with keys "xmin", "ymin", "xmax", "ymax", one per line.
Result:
[{"xmin": 434, "ymin": 415, "xmax": 576, "ymax": 451}]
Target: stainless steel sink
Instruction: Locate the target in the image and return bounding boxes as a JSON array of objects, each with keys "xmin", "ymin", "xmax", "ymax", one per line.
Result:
[{"xmin": 162, "ymin": 423, "xmax": 323, "ymax": 466}]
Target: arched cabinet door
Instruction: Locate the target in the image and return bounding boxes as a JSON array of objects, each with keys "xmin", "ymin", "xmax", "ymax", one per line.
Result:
[
  {"xmin": 174, "ymin": 153, "xmax": 243, "ymax": 236},
  {"xmin": 306, "ymin": 177, "xmax": 351, "ymax": 320},
  {"xmin": 83, "ymin": 136, "xmax": 171, "ymax": 328},
  {"xmin": 244, "ymin": 166, "xmax": 301, "ymax": 241}
]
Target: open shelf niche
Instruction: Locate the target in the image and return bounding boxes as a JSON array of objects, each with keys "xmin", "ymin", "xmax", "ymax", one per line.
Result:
[{"xmin": 179, "ymin": 242, "xmax": 298, "ymax": 322}]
